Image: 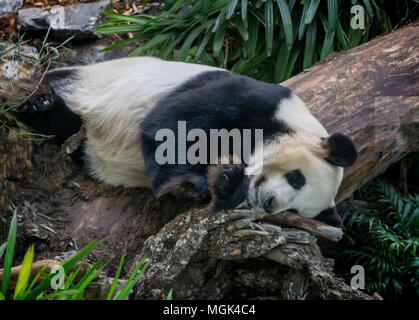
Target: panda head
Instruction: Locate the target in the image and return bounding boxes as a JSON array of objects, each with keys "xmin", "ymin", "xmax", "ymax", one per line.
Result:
[{"xmin": 246, "ymin": 132, "xmax": 357, "ymax": 227}]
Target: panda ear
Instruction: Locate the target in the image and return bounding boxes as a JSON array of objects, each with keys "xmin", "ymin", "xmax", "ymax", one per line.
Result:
[{"xmin": 323, "ymin": 133, "xmax": 357, "ymax": 167}]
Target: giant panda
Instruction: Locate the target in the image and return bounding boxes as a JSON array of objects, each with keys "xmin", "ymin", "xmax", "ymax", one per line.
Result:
[{"xmin": 14, "ymin": 57, "xmax": 357, "ymax": 227}]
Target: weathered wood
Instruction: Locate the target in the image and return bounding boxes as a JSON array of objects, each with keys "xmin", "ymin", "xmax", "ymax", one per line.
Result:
[
  {"xmin": 283, "ymin": 21, "xmax": 419, "ymax": 202},
  {"xmin": 262, "ymin": 211, "xmax": 343, "ymax": 242}
]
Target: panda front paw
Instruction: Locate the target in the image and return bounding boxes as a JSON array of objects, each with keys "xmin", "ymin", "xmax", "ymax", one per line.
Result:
[
  {"xmin": 207, "ymin": 163, "xmax": 249, "ymax": 213},
  {"xmin": 19, "ymin": 94, "xmax": 56, "ymax": 117}
]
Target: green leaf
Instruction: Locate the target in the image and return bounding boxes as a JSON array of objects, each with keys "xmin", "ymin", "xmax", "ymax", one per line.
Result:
[
  {"xmin": 336, "ymin": 18, "xmax": 349, "ymax": 50},
  {"xmin": 2, "ymin": 212, "xmax": 17, "ymax": 297},
  {"xmin": 298, "ymin": 0, "xmax": 310, "ymax": 40},
  {"xmin": 264, "ymin": 0, "xmax": 274, "ymax": 57},
  {"xmin": 276, "ymin": 0, "xmax": 293, "ymax": 49},
  {"xmin": 305, "ymin": 0, "xmax": 320, "ymax": 25},
  {"xmin": 100, "ymin": 11, "xmax": 152, "ymax": 23},
  {"xmin": 362, "ymin": 0, "xmax": 374, "ymax": 17},
  {"xmin": 234, "ymin": 16, "xmax": 249, "ymax": 41},
  {"xmin": 100, "ymin": 36, "xmax": 143, "ymax": 52},
  {"xmin": 13, "ymin": 244, "xmax": 35, "ymax": 299},
  {"xmin": 201, "ymin": 0, "xmax": 210, "ymax": 15},
  {"xmin": 303, "ymin": 18, "xmax": 317, "ymax": 69},
  {"xmin": 327, "ymin": 0, "xmax": 338, "ymax": 32},
  {"xmin": 246, "ymin": 14, "xmax": 259, "ymax": 58},
  {"xmin": 213, "ymin": 22, "xmax": 227, "ymax": 57},
  {"xmin": 167, "ymin": 289, "xmax": 173, "ymax": 300},
  {"xmin": 274, "ymin": 43, "xmax": 291, "ymax": 83},
  {"xmin": 178, "ymin": 25, "xmax": 206, "ymax": 60},
  {"xmin": 226, "ymin": 0, "xmax": 239, "ymax": 19},
  {"xmin": 114, "ymin": 257, "xmax": 151, "ymax": 300},
  {"xmin": 195, "ymin": 31, "xmax": 213, "ymax": 60},
  {"xmin": 25, "ymin": 238, "xmax": 103, "ymax": 300},
  {"xmin": 128, "ymin": 33, "xmax": 173, "ymax": 57},
  {"xmin": 37, "ymin": 289, "xmax": 81, "ymax": 300},
  {"xmin": 106, "ymin": 255, "xmax": 125, "ymax": 300},
  {"xmin": 0, "ymin": 242, "xmax": 6, "ymax": 261},
  {"xmin": 241, "ymin": 0, "xmax": 248, "ymax": 21}
]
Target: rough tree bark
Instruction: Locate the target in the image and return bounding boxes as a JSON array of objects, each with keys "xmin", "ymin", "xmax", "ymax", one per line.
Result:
[{"xmin": 1, "ymin": 21, "xmax": 418, "ymax": 300}]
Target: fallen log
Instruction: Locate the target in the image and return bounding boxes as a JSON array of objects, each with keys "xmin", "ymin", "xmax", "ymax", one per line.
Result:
[
  {"xmin": 282, "ymin": 21, "xmax": 419, "ymax": 201},
  {"xmin": 1, "ymin": 21, "xmax": 418, "ymax": 300}
]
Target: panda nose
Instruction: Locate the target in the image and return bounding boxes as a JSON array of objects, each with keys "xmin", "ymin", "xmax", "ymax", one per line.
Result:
[{"xmin": 263, "ymin": 196, "xmax": 276, "ymax": 214}]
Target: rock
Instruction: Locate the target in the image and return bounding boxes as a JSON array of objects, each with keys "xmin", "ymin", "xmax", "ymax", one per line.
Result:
[
  {"xmin": 0, "ymin": 43, "xmax": 38, "ymax": 81},
  {"xmin": 0, "ymin": 0, "xmax": 23, "ymax": 18},
  {"xmin": 57, "ymin": 39, "xmax": 137, "ymax": 66},
  {"xmin": 18, "ymin": 0, "xmax": 113, "ymax": 40}
]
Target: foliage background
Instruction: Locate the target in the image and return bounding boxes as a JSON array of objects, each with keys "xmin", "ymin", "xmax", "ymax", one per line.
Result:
[{"xmin": 96, "ymin": 0, "xmax": 419, "ymax": 82}]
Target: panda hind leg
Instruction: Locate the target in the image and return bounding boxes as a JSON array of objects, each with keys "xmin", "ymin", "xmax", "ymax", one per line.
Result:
[{"xmin": 15, "ymin": 93, "xmax": 82, "ymax": 144}]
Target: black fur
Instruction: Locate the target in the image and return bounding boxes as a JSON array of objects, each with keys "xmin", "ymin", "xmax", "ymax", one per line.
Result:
[
  {"xmin": 284, "ymin": 169, "xmax": 306, "ymax": 190},
  {"xmin": 207, "ymin": 163, "xmax": 249, "ymax": 213},
  {"xmin": 314, "ymin": 206, "xmax": 342, "ymax": 227},
  {"xmin": 16, "ymin": 93, "xmax": 82, "ymax": 144},
  {"xmin": 140, "ymin": 70, "xmax": 293, "ymax": 209},
  {"xmin": 325, "ymin": 133, "xmax": 358, "ymax": 167},
  {"xmin": 15, "ymin": 69, "xmax": 82, "ymax": 144}
]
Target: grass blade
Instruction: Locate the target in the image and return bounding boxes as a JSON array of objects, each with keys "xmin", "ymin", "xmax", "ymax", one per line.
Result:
[
  {"xmin": 13, "ymin": 244, "xmax": 35, "ymax": 299},
  {"xmin": 1, "ymin": 212, "xmax": 17, "ymax": 297},
  {"xmin": 25, "ymin": 238, "xmax": 103, "ymax": 300},
  {"xmin": 106, "ymin": 255, "xmax": 125, "ymax": 300},
  {"xmin": 114, "ymin": 257, "xmax": 151, "ymax": 300}
]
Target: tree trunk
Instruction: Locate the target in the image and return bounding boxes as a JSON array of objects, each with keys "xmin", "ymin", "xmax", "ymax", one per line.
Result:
[
  {"xmin": 282, "ymin": 21, "xmax": 419, "ymax": 201},
  {"xmin": 1, "ymin": 21, "xmax": 418, "ymax": 300}
]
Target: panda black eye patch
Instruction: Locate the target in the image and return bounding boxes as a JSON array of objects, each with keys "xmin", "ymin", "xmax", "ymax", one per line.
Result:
[{"xmin": 285, "ymin": 169, "xmax": 305, "ymax": 190}]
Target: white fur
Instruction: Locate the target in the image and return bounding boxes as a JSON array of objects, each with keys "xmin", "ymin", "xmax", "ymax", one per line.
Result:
[
  {"xmin": 274, "ymin": 93, "xmax": 328, "ymax": 137},
  {"xmin": 52, "ymin": 57, "xmax": 220, "ymax": 187}
]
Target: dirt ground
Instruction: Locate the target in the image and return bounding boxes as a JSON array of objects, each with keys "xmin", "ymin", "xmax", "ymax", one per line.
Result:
[{"xmin": 0, "ymin": 126, "xmax": 195, "ymax": 277}]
